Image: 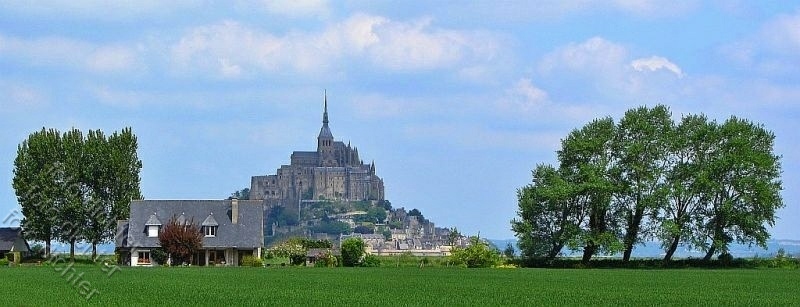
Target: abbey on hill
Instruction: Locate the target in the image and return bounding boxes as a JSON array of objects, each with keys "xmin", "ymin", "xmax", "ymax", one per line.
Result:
[{"xmin": 250, "ymin": 94, "xmax": 385, "ymax": 203}]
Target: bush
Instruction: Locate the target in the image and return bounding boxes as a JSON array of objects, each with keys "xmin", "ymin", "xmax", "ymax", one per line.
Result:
[
  {"xmin": 718, "ymin": 253, "xmax": 734, "ymax": 266},
  {"xmin": 341, "ymin": 237, "xmax": 366, "ymax": 267},
  {"xmin": 241, "ymin": 255, "xmax": 263, "ymax": 267},
  {"xmin": 29, "ymin": 244, "xmax": 45, "ymax": 259},
  {"xmin": 151, "ymin": 248, "xmax": 168, "ymax": 265},
  {"xmin": 361, "ymin": 254, "xmax": 381, "ymax": 267},
  {"xmin": 450, "ymin": 237, "xmax": 502, "ymax": 268},
  {"xmin": 0, "ymin": 258, "xmax": 8, "ymax": 267}
]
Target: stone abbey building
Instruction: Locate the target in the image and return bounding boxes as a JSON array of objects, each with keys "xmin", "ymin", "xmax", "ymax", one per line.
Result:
[{"xmin": 250, "ymin": 95, "xmax": 385, "ymax": 203}]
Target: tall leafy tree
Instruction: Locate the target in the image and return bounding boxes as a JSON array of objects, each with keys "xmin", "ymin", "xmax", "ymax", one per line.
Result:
[
  {"xmin": 512, "ymin": 164, "xmax": 581, "ymax": 260},
  {"xmin": 658, "ymin": 115, "xmax": 715, "ymax": 261},
  {"xmin": 13, "ymin": 128, "xmax": 62, "ymax": 257},
  {"xmin": 559, "ymin": 118, "xmax": 620, "ymax": 263},
  {"xmin": 107, "ymin": 128, "xmax": 143, "ymax": 222},
  {"xmin": 59, "ymin": 128, "xmax": 86, "ymax": 260},
  {"xmin": 700, "ymin": 117, "xmax": 783, "ymax": 260},
  {"xmin": 82, "ymin": 129, "xmax": 111, "ymax": 260},
  {"xmin": 613, "ymin": 105, "xmax": 673, "ymax": 261},
  {"xmin": 13, "ymin": 127, "xmax": 142, "ymax": 259}
]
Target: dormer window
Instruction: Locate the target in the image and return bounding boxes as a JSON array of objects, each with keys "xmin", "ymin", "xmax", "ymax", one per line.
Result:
[
  {"xmin": 147, "ymin": 225, "xmax": 160, "ymax": 237},
  {"xmin": 202, "ymin": 213, "xmax": 219, "ymax": 237},
  {"xmin": 145, "ymin": 213, "xmax": 162, "ymax": 238},
  {"xmin": 204, "ymin": 226, "xmax": 217, "ymax": 237}
]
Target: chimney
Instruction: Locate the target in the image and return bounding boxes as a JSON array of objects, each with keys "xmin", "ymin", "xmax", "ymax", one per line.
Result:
[{"xmin": 231, "ymin": 197, "xmax": 239, "ymax": 224}]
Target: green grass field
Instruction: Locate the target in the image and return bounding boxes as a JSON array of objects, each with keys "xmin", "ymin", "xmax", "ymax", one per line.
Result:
[{"xmin": 1, "ymin": 265, "xmax": 797, "ymax": 306}]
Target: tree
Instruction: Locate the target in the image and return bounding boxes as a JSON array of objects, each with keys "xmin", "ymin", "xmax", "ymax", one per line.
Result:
[
  {"xmin": 447, "ymin": 227, "xmax": 461, "ymax": 245},
  {"xmin": 658, "ymin": 115, "xmax": 715, "ymax": 262},
  {"xmin": 106, "ymin": 128, "xmax": 143, "ymax": 224},
  {"xmin": 558, "ymin": 117, "xmax": 621, "ymax": 263},
  {"xmin": 450, "ymin": 236, "xmax": 501, "ymax": 268},
  {"xmin": 13, "ymin": 128, "xmax": 63, "ymax": 257},
  {"xmin": 512, "ymin": 164, "xmax": 581, "ymax": 260},
  {"xmin": 229, "ymin": 188, "xmax": 250, "ymax": 200},
  {"xmin": 341, "ymin": 237, "xmax": 366, "ymax": 267},
  {"xmin": 353, "ymin": 225, "xmax": 374, "ymax": 234},
  {"xmin": 366, "ymin": 206, "xmax": 387, "ymax": 224},
  {"xmin": 699, "ymin": 117, "xmax": 783, "ymax": 260},
  {"xmin": 408, "ymin": 208, "xmax": 424, "ymax": 221},
  {"xmin": 58, "ymin": 128, "xmax": 85, "ymax": 261},
  {"xmin": 158, "ymin": 216, "xmax": 203, "ymax": 265},
  {"xmin": 12, "ymin": 127, "xmax": 142, "ymax": 260},
  {"xmin": 613, "ymin": 105, "xmax": 673, "ymax": 262},
  {"xmin": 503, "ymin": 243, "xmax": 515, "ymax": 259}
]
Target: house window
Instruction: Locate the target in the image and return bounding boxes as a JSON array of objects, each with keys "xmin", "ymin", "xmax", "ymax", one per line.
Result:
[
  {"xmin": 138, "ymin": 251, "xmax": 151, "ymax": 265},
  {"xmin": 204, "ymin": 226, "xmax": 217, "ymax": 237},
  {"xmin": 147, "ymin": 225, "xmax": 159, "ymax": 237}
]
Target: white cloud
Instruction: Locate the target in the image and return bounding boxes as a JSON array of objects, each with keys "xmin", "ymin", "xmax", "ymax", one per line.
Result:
[
  {"xmin": 261, "ymin": 0, "xmax": 329, "ymax": 18},
  {"xmin": 538, "ymin": 37, "xmax": 685, "ymax": 105},
  {"xmin": 87, "ymin": 46, "xmax": 138, "ymax": 73},
  {"xmin": 539, "ymin": 37, "xmax": 628, "ymax": 75},
  {"xmin": 0, "ymin": 34, "xmax": 140, "ymax": 73},
  {"xmin": 496, "ymin": 78, "xmax": 550, "ymax": 114},
  {"xmin": 169, "ymin": 14, "xmax": 503, "ymax": 77},
  {"xmin": 0, "ymin": 82, "xmax": 48, "ymax": 112},
  {"xmin": 611, "ymin": 0, "xmax": 698, "ymax": 17},
  {"xmin": 631, "ymin": 56, "xmax": 684, "ymax": 77},
  {"xmin": 0, "ymin": 0, "xmax": 199, "ymax": 20},
  {"xmin": 721, "ymin": 10, "xmax": 800, "ymax": 75}
]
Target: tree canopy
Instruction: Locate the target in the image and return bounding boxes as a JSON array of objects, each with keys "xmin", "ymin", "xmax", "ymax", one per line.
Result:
[
  {"xmin": 12, "ymin": 127, "xmax": 142, "ymax": 259},
  {"xmin": 512, "ymin": 105, "xmax": 783, "ymax": 263}
]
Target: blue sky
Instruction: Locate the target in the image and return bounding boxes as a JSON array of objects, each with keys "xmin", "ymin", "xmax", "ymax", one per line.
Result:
[{"xmin": 1, "ymin": 1, "xmax": 798, "ymax": 240}]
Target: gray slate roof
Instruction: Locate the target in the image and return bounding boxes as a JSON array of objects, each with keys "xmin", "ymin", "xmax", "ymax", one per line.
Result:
[
  {"xmin": 0, "ymin": 227, "xmax": 28, "ymax": 251},
  {"xmin": 145, "ymin": 214, "xmax": 162, "ymax": 226},
  {"xmin": 119, "ymin": 200, "xmax": 264, "ymax": 250}
]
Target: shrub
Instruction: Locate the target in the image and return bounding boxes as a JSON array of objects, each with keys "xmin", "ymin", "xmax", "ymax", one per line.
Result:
[
  {"xmin": 29, "ymin": 244, "xmax": 45, "ymax": 259},
  {"xmin": 158, "ymin": 216, "xmax": 203, "ymax": 265},
  {"xmin": 450, "ymin": 237, "xmax": 502, "ymax": 268},
  {"xmin": 361, "ymin": 254, "xmax": 381, "ymax": 267},
  {"xmin": 718, "ymin": 253, "xmax": 734, "ymax": 266},
  {"xmin": 241, "ymin": 255, "xmax": 263, "ymax": 267},
  {"xmin": 0, "ymin": 258, "xmax": 8, "ymax": 267},
  {"xmin": 341, "ymin": 237, "xmax": 366, "ymax": 267},
  {"xmin": 151, "ymin": 248, "xmax": 168, "ymax": 265}
]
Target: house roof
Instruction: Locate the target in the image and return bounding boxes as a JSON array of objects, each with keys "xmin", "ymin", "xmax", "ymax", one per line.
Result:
[
  {"xmin": 144, "ymin": 214, "xmax": 162, "ymax": 226},
  {"xmin": 118, "ymin": 200, "xmax": 264, "ymax": 249},
  {"xmin": 202, "ymin": 213, "xmax": 219, "ymax": 226},
  {"xmin": 0, "ymin": 227, "xmax": 29, "ymax": 252}
]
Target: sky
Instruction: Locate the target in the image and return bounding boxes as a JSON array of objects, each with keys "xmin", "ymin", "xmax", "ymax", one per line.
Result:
[{"xmin": 1, "ymin": 1, "xmax": 799, "ymax": 240}]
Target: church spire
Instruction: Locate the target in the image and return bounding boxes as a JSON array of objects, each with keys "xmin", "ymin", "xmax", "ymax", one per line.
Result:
[{"xmin": 323, "ymin": 89, "xmax": 329, "ymax": 125}]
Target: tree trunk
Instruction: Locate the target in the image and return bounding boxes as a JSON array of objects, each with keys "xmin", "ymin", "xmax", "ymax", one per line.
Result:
[
  {"xmin": 92, "ymin": 243, "xmax": 97, "ymax": 262},
  {"xmin": 703, "ymin": 245, "xmax": 716, "ymax": 261},
  {"xmin": 582, "ymin": 243, "xmax": 596, "ymax": 264},
  {"xmin": 622, "ymin": 207, "xmax": 644, "ymax": 262},
  {"xmin": 70, "ymin": 239, "xmax": 76, "ymax": 261},
  {"xmin": 663, "ymin": 235, "xmax": 681, "ymax": 263},
  {"xmin": 45, "ymin": 240, "xmax": 51, "ymax": 258},
  {"xmin": 547, "ymin": 243, "xmax": 564, "ymax": 260}
]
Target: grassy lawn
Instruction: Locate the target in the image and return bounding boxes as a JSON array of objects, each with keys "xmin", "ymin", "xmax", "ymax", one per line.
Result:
[{"xmin": 1, "ymin": 265, "xmax": 797, "ymax": 306}]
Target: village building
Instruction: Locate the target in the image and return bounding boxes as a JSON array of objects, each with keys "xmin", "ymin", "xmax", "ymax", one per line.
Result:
[{"xmin": 0, "ymin": 227, "xmax": 30, "ymax": 263}]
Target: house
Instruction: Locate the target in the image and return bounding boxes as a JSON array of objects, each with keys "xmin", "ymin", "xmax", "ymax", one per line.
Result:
[
  {"xmin": 116, "ymin": 198, "xmax": 263, "ymax": 266},
  {"xmin": 0, "ymin": 227, "xmax": 30, "ymax": 263}
]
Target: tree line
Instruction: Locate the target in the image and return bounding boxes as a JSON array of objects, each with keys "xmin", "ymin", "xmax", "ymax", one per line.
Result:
[
  {"xmin": 512, "ymin": 105, "xmax": 783, "ymax": 263},
  {"xmin": 12, "ymin": 127, "xmax": 142, "ymax": 260}
]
